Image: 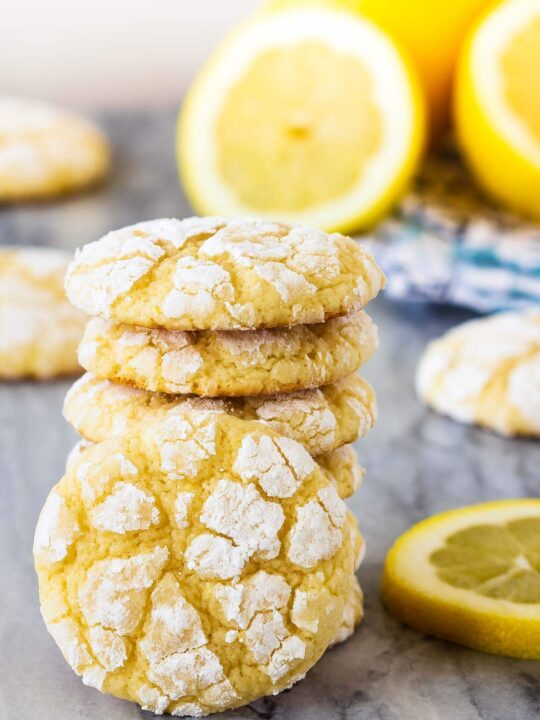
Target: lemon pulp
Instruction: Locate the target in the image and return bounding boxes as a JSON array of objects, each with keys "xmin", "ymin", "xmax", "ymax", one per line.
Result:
[
  {"xmin": 216, "ymin": 41, "xmax": 382, "ymax": 213},
  {"xmin": 431, "ymin": 518, "xmax": 540, "ymax": 602},
  {"xmin": 178, "ymin": 7, "xmax": 424, "ymax": 232}
]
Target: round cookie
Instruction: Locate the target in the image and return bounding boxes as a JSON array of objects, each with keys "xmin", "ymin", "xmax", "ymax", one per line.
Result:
[
  {"xmin": 0, "ymin": 97, "xmax": 110, "ymax": 202},
  {"xmin": 62, "ymin": 438, "xmax": 365, "ymax": 646},
  {"xmin": 0, "ymin": 247, "xmax": 86, "ymax": 379},
  {"xmin": 77, "ymin": 311, "xmax": 377, "ymax": 397},
  {"xmin": 65, "ymin": 217, "xmax": 386, "ymax": 331},
  {"xmin": 34, "ymin": 412, "xmax": 359, "ymax": 715},
  {"xmin": 416, "ymin": 310, "xmax": 540, "ymax": 437},
  {"xmin": 64, "ymin": 371, "xmax": 376, "ymax": 456}
]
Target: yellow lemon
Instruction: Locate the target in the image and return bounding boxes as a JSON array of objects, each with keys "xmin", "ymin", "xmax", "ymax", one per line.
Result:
[
  {"xmin": 178, "ymin": 7, "xmax": 424, "ymax": 233},
  {"xmin": 263, "ymin": 0, "xmax": 492, "ymax": 140},
  {"xmin": 456, "ymin": 0, "xmax": 540, "ymax": 219},
  {"xmin": 382, "ymin": 499, "xmax": 540, "ymax": 659}
]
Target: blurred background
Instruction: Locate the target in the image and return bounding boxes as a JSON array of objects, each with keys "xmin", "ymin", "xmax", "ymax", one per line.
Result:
[
  {"xmin": 0, "ymin": 0, "xmax": 257, "ymax": 108},
  {"xmin": 3, "ymin": 0, "xmax": 539, "ymax": 313}
]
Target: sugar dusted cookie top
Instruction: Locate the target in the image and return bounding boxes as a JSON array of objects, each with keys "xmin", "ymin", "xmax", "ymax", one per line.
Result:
[
  {"xmin": 0, "ymin": 97, "xmax": 110, "ymax": 202},
  {"xmin": 64, "ymin": 371, "xmax": 376, "ymax": 456},
  {"xmin": 0, "ymin": 246, "xmax": 86, "ymax": 378},
  {"xmin": 76, "ymin": 311, "xmax": 378, "ymax": 397},
  {"xmin": 416, "ymin": 310, "xmax": 540, "ymax": 437},
  {"xmin": 34, "ymin": 412, "xmax": 358, "ymax": 715},
  {"xmin": 65, "ymin": 217, "xmax": 385, "ymax": 331}
]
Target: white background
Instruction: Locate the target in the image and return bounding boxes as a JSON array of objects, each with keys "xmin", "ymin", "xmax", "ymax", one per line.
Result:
[{"xmin": 1, "ymin": 0, "xmax": 259, "ymax": 109}]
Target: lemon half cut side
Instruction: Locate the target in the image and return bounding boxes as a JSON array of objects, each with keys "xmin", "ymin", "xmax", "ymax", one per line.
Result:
[
  {"xmin": 178, "ymin": 7, "xmax": 424, "ymax": 233},
  {"xmin": 456, "ymin": 0, "xmax": 540, "ymax": 218},
  {"xmin": 382, "ymin": 499, "xmax": 540, "ymax": 659}
]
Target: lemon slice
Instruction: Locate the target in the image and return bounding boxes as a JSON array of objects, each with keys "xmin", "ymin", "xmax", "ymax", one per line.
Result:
[
  {"xmin": 382, "ymin": 500, "xmax": 540, "ymax": 658},
  {"xmin": 178, "ymin": 7, "xmax": 424, "ymax": 233},
  {"xmin": 455, "ymin": 0, "xmax": 540, "ymax": 219}
]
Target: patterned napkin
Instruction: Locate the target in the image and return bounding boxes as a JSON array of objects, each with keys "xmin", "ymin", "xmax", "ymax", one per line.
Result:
[{"xmin": 365, "ymin": 146, "xmax": 540, "ymax": 313}]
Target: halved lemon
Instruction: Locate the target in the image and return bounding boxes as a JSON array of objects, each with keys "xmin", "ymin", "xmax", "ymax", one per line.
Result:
[
  {"xmin": 382, "ymin": 499, "xmax": 540, "ymax": 659},
  {"xmin": 455, "ymin": 0, "xmax": 540, "ymax": 219},
  {"xmin": 262, "ymin": 0, "xmax": 491, "ymax": 141},
  {"xmin": 178, "ymin": 7, "xmax": 424, "ymax": 233}
]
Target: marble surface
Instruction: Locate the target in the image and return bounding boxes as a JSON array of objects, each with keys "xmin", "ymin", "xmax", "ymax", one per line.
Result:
[{"xmin": 1, "ymin": 109, "xmax": 539, "ymax": 720}]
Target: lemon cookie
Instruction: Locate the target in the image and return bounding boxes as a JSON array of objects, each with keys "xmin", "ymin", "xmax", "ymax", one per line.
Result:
[
  {"xmin": 34, "ymin": 412, "xmax": 359, "ymax": 715},
  {"xmin": 77, "ymin": 311, "xmax": 377, "ymax": 397},
  {"xmin": 0, "ymin": 247, "xmax": 86, "ymax": 379},
  {"xmin": 0, "ymin": 97, "xmax": 110, "ymax": 202},
  {"xmin": 416, "ymin": 310, "xmax": 540, "ymax": 436},
  {"xmin": 64, "ymin": 371, "xmax": 376, "ymax": 456},
  {"xmin": 317, "ymin": 445, "xmax": 364, "ymax": 500},
  {"xmin": 65, "ymin": 217, "xmax": 385, "ymax": 331}
]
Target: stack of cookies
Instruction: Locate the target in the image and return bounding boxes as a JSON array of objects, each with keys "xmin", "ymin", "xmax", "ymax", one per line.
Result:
[{"xmin": 34, "ymin": 217, "xmax": 385, "ymax": 716}]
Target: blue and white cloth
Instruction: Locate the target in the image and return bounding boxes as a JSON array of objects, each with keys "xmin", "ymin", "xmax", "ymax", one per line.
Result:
[{"xmin": 365, "ymin": 147, "xmax": 540, "ymax": 313}]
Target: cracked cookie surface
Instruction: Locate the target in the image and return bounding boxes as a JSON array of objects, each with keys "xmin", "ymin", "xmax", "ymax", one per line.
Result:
[
  {"xmin": 65, "ymin": 217, "xmax": 385, "ymax": 331},
  {"xmin": 77, "ymin": 311, "xmax": 378, "ymax": 397},
  {"xmin": 0, "ymin": 97, "xmax": 110, "ymax": 201},
  {"xmin": 34, "ymin": 412, "xmax": 360, "ymax": 715},
  {"xmin": 0, "ymin": 247, "xmax": 86, "ymax": 378},
  {"xmin": 64, "ymin": 371, "xmax": 376, "ymax": 456},
  {"xmin": 416, "ymin": 310, "xmax": 540, "ymax": 437}
]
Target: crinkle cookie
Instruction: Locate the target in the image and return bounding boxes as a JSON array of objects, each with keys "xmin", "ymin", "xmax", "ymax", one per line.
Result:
[
  {"xmin": 416, "ymin": 310, "xmax": 540, "ymax": 437},
  {"xmin": 64, "ymin": 371, "xmax": 376, "ymax": 456},
  {"xmin": 65, "ymin": 217, "xmax": 385, "ymax": 331},
  {"xmin": 317, "ymin": 445, "xmax": 364, "ymax": 500},
  {"xmin": 34, "ymin": 412, "xmax": 359, "ymax": 715},
  {"xmin": 0, "ymin": 247, "xmax": 86, "ymax": 378},
  {"xmin": 77, "ymin": 311, "xmax": 377, "ymax": 397},
  {"xmin": 0, "ymin": 97, "xmax": 110, "ymax": 202}
]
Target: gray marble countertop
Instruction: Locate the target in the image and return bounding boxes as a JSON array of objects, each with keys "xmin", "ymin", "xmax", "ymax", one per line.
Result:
[{"xmin": 1, "ymin": 109, "xmax": 539, "ymax": 720}]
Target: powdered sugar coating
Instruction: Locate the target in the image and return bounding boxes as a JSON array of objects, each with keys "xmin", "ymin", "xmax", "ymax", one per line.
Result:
[
  {"xmin": 288, "ymin": 499, "xmax": 343, "ymax": 568},
  {"xmin": 33, "ymin": 490, "xmax": 80, "ymax": 564},
  {"xmin": 199, "ymin": 479, "xmax": 285, "ymax": 560},
  {"xmin": 87, "ymin": 626, "xmax": 128, "ymax": 672},
  {"xmin": 78, "ymin": 547, "xmax": 169, "ymax": 635},
  {"xmin": 174, "ymin": 492, "xmax": 194, "ymax": 529},
  {"xmin": 65, "ymin": 216, "xmax": 385, "ymax": 331},
  {"xmin": 89, "ymin": 482, "xmax": 160, "ymax": 533},
  {"xmin": 233, "ymin": 434, "xmax": 315, "ymax": 498},
  {"xmin": 185, "ymin": 534, "xmax": 247, "ymax": 580},
  {"xmin": 151, "ymin": 411, "xmax": 218, "ymax": 480},
  {"xmin": 416, "ymin": 310, "xmax": 540, "ymax": 436}
]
